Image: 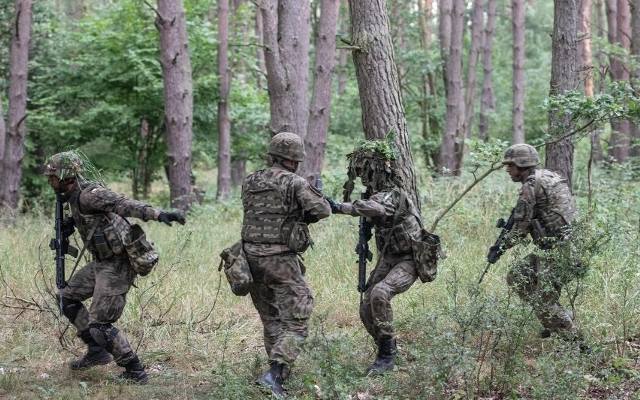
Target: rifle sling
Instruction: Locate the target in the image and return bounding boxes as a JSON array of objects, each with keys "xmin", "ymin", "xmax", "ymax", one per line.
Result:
[{"xmin": 67, "ymin": 218, "xmax": 101, "ymax": 282}]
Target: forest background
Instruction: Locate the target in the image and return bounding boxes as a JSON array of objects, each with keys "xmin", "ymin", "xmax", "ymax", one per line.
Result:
[{"xmin": 0, "ymin": 0, "xmax": 640, "ymax": 399}]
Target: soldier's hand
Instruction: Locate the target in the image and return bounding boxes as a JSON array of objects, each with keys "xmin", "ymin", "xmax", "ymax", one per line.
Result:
[
  {"xmin": 325, "ymin": 197, "xmax": 342, "ymax": 214},
  {"xmin": 158, "ymin": 211, "xmax": 186, "ymax": 226},
  {"xmin": 61, "ymin": 217, "xmax": 75, "ymax": 238},
  {"xmin": 487, "ymin": 245, "xmax": 501, "ymax": 264}
]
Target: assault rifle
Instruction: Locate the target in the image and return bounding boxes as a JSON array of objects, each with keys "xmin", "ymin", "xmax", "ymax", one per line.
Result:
[
  {"xmin": 355, "ymin": 192, "xmax": 373, "ymax": 301},
  {"xmin": 49, "ymin": 194, "xmax": 78, "ymax": 309},
  {"xmin": 478, "ymin": 208, "xmax": 515, "ymax": 284}
]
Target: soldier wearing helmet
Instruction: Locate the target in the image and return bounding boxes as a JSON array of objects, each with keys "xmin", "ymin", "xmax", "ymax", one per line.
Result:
[
  {"xmin": 44, "ymin": 151, "xmax": 186, "ymax": 384},
  {"xmin": 490, "ymin": 143, "xmax": 582, "ymax": 343},
  {"xmin": 329, "ymin": 140, "xmax": 432, "ymax": 375},
  {"xmin": 241, "ymin": 132, "xmax": 330, "ymax": 396}
]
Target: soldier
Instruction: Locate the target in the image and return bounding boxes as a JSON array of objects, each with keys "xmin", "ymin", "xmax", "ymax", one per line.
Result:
[
  {"xmin": 328, "ymin": 143, "xmax": 430, "ymax": 375},
  {"xmin": 488, "ymin": 143, "xmax": 582, "ymax": 342},
  {"xmin": 241, "ymin": 132, "xmax": 331, "ymax": 396},
  {"xmin": 44, "ymin": 151, "xmax": 185, "ymax": 384}
]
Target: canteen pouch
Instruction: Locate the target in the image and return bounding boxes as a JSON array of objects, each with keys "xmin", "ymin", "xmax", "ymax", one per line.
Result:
[
  {"xmin": 124, "ymin": 224, "xmax": 159, "ymax": 276},
  {"xmin": 219, "ymin": 241, "xmax": 253, "ymax": 296},
  {"xmin": 412, "ymin": 229, "xmax": 442, "ymax": 283}
]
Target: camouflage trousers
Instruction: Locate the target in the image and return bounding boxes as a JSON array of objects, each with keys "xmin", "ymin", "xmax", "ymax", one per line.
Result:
[
  {"xmin": 247, "ymin": 253, "xmax": 314, "ymax": 368},
  {"xmin": 59, "ymin": 255, "xmax": 137, "ymax": 365},
  {"xmin": 507, "ymin": 252, "xmax": 576, "ymax": 335},
  {"xmin": 360, "ymin": 253, "xmax": 418, "ymax": 343}
]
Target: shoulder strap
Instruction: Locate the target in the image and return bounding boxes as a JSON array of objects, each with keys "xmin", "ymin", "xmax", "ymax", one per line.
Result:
[{"xmin": 67, "ymin": 218, "xmax": 101, "ymax": 281}]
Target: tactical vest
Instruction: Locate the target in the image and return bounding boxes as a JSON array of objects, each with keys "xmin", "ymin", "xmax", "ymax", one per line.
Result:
[
  {"xmin": 241, "ymin": 169, "xmax": 300, "ymax": 245},
  {"xmin": 375, "ymin": 189, "xmax": 422, "ymax": 255},
  {"xmin": 530, "ymin": 169, "xmax": 576, "ymax": 236},
  {"xmin": 69, "ymin": 185, "xmax": 131, "ymax": 260}
]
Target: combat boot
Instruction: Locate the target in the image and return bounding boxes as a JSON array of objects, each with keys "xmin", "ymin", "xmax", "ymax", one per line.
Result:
[
  {"xmin": 69, "ymin": 330, "xmax": 112, "ymax": 370},
  {"xmin": 366, "ymin": 338, "xmax": 397, "ymax": 375},
  {"xmin": 118, "ymin": 355, "xmax": 149, "ymax": 384},
  {"xmin": 256, "ymin": 361, "xmax": 286, "ymax": 397}
]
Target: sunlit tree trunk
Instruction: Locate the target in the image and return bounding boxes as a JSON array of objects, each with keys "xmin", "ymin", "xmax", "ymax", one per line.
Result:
[
  {"xmin": 157, "ymin": 0, "xmax": 194, "ymax": 210},
  {"xmin": 578, "ymin": 0, "xmax": 594, "ymax": 97},
  {"xmin": 302, "ymin": 0, "xmax": 340, "ymax": 184},
  {"xmin": 217, "ymin": 0, "xmax": 232, "ymax": 200},
  {"xmin": 464, "ymin": 0, "xmax": 483, "ymax": 139},
  {"xmin": 0, "ymin": 0, "xmax": 32, "ymax": 211},
  {"xmin": 479, "ymin": 0, "xmax": 497, "ymax": 141},
  {"xmin": 349, "ymin": 0, "xmax": 420, "ymax": 209},
  {"xmin": 512, "ymin": 0, "xmax": 526, "ymax": 144},
  {"xmin": 546, "ymin": 0, "xmax": 578, "ymax": 190}
]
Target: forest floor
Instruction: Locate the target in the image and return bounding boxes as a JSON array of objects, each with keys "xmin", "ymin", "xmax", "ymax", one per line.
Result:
[{"xmin": 1, "ymin": 164, "xmax": 640, "ymax": 399}]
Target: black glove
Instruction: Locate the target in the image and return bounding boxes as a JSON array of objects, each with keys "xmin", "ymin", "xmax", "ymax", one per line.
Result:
[
  {"xmin": 61, "ymin": 217, "xmax": 75, "ymax": 238},
  {"xmin": 325, "ymin": 197, "xmax": 342, "ymax": 214},
  {"xmin": 158, "ymin": 211, "xmax": 186, "ymax": 226},
  {"xmin": 487, "ymin": 245, "xmax": 502, "ymax": 264}
]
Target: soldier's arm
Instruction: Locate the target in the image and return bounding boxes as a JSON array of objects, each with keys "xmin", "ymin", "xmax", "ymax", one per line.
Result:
[
  {"xmin": 294, "ymin": 178, "xmax": 331, "ymax": 223},
  {"xmin": 79, "ymin": 186, "xmax": 162, "ymax": 221},
  {"xmin": 502, "ymin": 182, "xmax": 536, "ymax": 249},
  {"xmin": 338, "ymin": 192, "xmax": 395, "ymax": 219}
]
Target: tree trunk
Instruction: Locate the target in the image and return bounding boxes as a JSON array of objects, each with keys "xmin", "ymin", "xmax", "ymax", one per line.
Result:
[
  {"xmin": 418, "ymin": 0, "xmax": 438, "ymax": 166},
  {"xmin": 156, "ymin": 0, "xmax": 194, "ymax": 210},
  {"xmin": 464, "ymin": 0, "xmax": 484, "ymax": 139},
  {"xmin": 217, "ymin": 0, "xmax": 232, "ymax": 200},
  {"xmin": 0, "ymin": 96, "xmax": 5, "ymax": 162},
  {"xmin": 479, "ymin": 0, "xmax": 497, "ymax": 140},
  {"xmin": 606, "ymin": 0, "xmax": 632, "ymax": 161},
  {"xmin": 512, "ymin": 0, "xmax": 526, "ymax": 144},
  {"xmin": 301, "ymin": 0, "xmax": 340, "ymax": 184},
  {"xmin": 630, "ymin": 0, "xmax": 640, "ymax": 156},
  {"xmin": 260, "ymin": 0, "xmax": 311, "ymax": 138},
  {"xmin": 578, "ymin": 0, "xmax": 594, "ymax": 97},
  {"xmin": 546, "ymin": 0, "xmax": 578, "ymax": 189},
  {"xmin": 231, "ymin": 159, "xmax": 246, "ymax": 187},
  {"xmin": 336, "ymin": 0, "xmax": 349, "ymax": 96},
  {"xmin": 0, "ymin": 0, "xmax": 32, "ymax": 211},
  {"xmin": 349, "ymin": 0, "xmax": 420, "ymax": 209},
  {"xmin": 254, "ymin": 6, "xmax": 266, "ymax": 89},
  {"xmin": 439, "ymin": 0, "xmax": 465, "ymax": 175}
]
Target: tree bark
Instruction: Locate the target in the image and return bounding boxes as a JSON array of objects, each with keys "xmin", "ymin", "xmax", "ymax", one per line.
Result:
[
  {"xmin": 349, "ymin": 0, "xmax": 420, "ymax": 209},
  {"xmin": 301, "ymin": 0, "xmax": 340, "ymax": 184},
  {"xmin": 630, "ymin": 0, "xmax": 640, "ymax": 156},
  {"xmin": 439, "ymin": 0, "xmax": 465, "ymax": 174},
  {"xmin": 512, "ymin": 0, "xmax": 526, "ymax": 144},
  {"xmin": 337, "ymin": 0, "xmax": 349, "ymax": 96},
  {"xmin": 0, "ymin": 0, "xmax": 32, "ymax": 211},
  {"xmin": 217, "ymin": 0, "xmax": 232, "ymax": 200},
  {"xmin": 606, "ymin": 0, "xmax": 632, "ymax": 161},
  {"xmin": 0, "ymin": 96, "xmax": 5, "ymax": 162},
  {"xmin": 479, "ymin": 0, "xmax": 497, "ymax": 140},
  {"xmin": 231, "ymin": 159, "xmax": 246, "ymax": 187},
  {"xmin": 546, "ymin": 0, "xmax": 578, "ymax": 189},
  {"xmin": 260, "ymin": 0, "xmax": 311, "ymax": 138},
  {"xmin": 464, "ymin": 0, "xmax": 484, "ymax": 139},
  {"xmin": 578, "ymin": 0, "xmax": 594, "ymax": 97},
  {"xmin": 156, "ymin": 0, "xmax": 194, "ymax": 210},
  {"xmin": 418, "ymin": 0, "xmax": 438, "ymax": 166},
  {"xmin": 254, "ymin": 6, "xmax": 267, "ymax": 89}
]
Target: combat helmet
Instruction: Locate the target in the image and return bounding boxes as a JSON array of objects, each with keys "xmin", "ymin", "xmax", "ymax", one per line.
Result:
[
  {"xmin": 43, "ymin": 151, "xmax": 85, "ymax": 180},
  {"xmin": 502, "ymin": 143, "xmax": 539, "ymax": 168},
  {"xmin": 268, "ymin": 132, "xmax": 305, "ymax": 162}
]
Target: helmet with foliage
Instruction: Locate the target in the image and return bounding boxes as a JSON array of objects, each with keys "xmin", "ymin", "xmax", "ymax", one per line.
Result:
[
  {"xmin": 502, "ymin": 143, "xmax": 539, "ymax": 168},
  {"xmin": 268, "ymin": 132, "xmax": 305, "ymax": 162},
  {"xmin": 43, "ymin": 151, "xmax": 85, "ymax": 180},
  {"xmin": 343, "ymin": 137, "xmax": 400, "ymax": 201}
]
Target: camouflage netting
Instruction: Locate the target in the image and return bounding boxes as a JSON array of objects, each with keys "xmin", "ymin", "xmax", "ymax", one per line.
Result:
[
  {"xmin": 343, "ymin": 137, "xmax": 402, "ymax": 202},
  {"xmin": 43, "ymin": 150, "xmax": 105, "ymax": 186}
]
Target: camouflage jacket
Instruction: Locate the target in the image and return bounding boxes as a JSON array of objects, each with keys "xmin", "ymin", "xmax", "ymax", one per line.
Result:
[
  {"xmin": 504, "ymin": 168, "xmax": 576, "ymax": 249},
  {"xmin": 340, "ymin": 188, "xmax": 422, "ymax": 256},
  {"xmin": 68, "ymin": 183, "xmax": 161, "ymax": 260},
  {"xmin": 241, "ymin": 164, "xmax": 331, "ymax": 256}
]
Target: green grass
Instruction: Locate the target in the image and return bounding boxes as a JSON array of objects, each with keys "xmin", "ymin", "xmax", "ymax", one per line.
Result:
[{"xmin": 1, "ymin": 165, "xmax": 639, "ymax": 399}]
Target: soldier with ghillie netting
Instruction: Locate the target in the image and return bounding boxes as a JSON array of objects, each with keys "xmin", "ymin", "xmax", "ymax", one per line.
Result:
[
  {"xmin": 241, "ymin": 132, "xmax": 331, "ymax": 396},
  {"xmin": 488, "ymin": 143, "xmax": 586, "ymax": 346},
  {"xmin": 328, "ymin": 139, "xmax": 437, "ymax": 375},
  {"xmin": 44, "ymin": 151, "xmax": 185, "ymax": 384}
]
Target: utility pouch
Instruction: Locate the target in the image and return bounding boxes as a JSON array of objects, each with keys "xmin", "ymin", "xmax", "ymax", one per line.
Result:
[
  {"xmin": 412, "ymin": 229, "xmax": 442, "ymax": 283},
  {"xmin": 219, "ymin": 241, "xmax": 253, "ymax": 296},
  {"xmin": 123, "ymin": 224, "xmax": 159, "ymax": 276},
  {"xmin": 287, "ymin": 222, "xmax": 313, "ymax": 253},
  {"xmin": 93, "ymin": 232, "xmax": 114, "ymax": 260},
  {"xmin": 103, "ymin": 224, "xmax": 125, "ymax": 256}
]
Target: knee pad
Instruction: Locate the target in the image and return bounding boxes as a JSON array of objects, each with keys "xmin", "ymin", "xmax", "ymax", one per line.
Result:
[
  {"xmin": 88, "ymin": 323, "xmax": 119, "ymax": 352},
  {"xmin": 59, "ymin": 296, "xmax": 83, "ymax": 323}
]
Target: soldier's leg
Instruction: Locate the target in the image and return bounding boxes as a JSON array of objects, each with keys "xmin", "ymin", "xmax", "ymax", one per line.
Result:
[
  {"xmin": 249, "ymin": 278, "xmax": 280, "ymax": 358},
  {"xmin": 533, "ymin": 260, "xmax": 575, "ymax": 335},
  {"xmin": 359, "ymin": 258, "xmax": 393, "ymax": 341},
  {"xmin": 506, "ymin": 254, "xmax": 539, "ymax": 304}
]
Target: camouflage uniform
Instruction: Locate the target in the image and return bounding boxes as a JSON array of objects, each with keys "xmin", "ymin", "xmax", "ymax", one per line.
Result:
[
  {"xmin": 339, "ymin": 188, "xmax": 422, "ymax": 344},
  {"xmin": 242, "ymin": 165, "xmax": 330, "ymax": 369},
  {"xmin": 501, "ymin": 166, "xmax": 578, "ymax": 336},
  {"xmin": 60, "ymin": 183, "xmax": 162, "ymax": 367}
]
